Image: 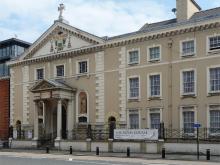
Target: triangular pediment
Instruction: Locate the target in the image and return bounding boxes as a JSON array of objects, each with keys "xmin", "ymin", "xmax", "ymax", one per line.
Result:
[
  {"xmin": 30, "ymin": 79, "xmax": 75, "ymax": 92},
  {"xmin": 21, "ymin": 21, "xmax": 104, "ymax": 60},
  {"xmin": 31, "ymin": 80, "xmax": 57, "ymax": 92}
]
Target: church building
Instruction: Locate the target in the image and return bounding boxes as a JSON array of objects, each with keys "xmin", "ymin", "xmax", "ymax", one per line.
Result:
[{"xmin": 8, "ymin": 0, "xmax": 220, "ymax": 151}]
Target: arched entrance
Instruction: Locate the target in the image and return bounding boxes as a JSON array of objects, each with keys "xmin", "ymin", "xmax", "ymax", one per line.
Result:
[{"xmin": 108, "ymin": 116, "xmax": 116, "ymax": 139}]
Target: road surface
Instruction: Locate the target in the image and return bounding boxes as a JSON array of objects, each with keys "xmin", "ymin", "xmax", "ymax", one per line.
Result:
[{"xmin": 0, "ymin": 152, "xmax": 219, "ymax": 165}]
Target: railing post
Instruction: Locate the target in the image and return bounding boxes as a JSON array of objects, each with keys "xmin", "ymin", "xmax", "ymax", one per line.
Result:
[
  {"xmin": 127, "ymin": 147, "xmax": 130, "ymax": 157},
  {"xmin": 206, "ymin": 149, "xmax": 210, "ymax": 160},
  {"xmin": 46, "ymin": 147, "xmax": 49, "ymax": 154},
  {"xmin": 87, "ymin": 124, "xmax": 92, "ymax": 139},
  {"xmin": 96, "ymin": 147, "xmax": 99, "ymax": 156},
  {"xmin": 162, "ymin": 147, "xmax": 165, "ymax": 159},
  {"xmin": 70, "ymin": 146, "xmax": 72, "ymax": 154}
]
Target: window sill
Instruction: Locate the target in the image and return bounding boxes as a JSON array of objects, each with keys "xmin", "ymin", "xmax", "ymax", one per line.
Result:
[
  {"xmin": 76, "ymin": 73, "xmax": 90, "ymax": 79},
  {"xmin": 148, "ymin": 96, "xmax": 162, "ymax": 101},
  {"xmin": 128, "ymin": 98, "xmax": 140, "ymax": 102},
  {"xmin": 128, "ymin": 62, "xmax": 139, "ymax": 66},
  {"xmin": 181, "ymin": 94, "xmax": 196, "ymax": 98},
  {"xmin": 181, "ymin": 53, "xmax": 196, "ymax": 58},
  {"xmin": 208, "ymin": 92, "xmax": 220, "ymax": 96},
  {"xmin": 148, "ymin": 59, "xmax": 161, "ymax": 63},
  {"xmin": 207, "ymin": 50, "xmax": 220, "ymax": 55}
]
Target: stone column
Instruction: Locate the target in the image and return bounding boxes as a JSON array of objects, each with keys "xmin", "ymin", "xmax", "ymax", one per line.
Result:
[
  {"xmin": 56, "ymin": 99, "xmax": 62, "ymax": 141},
  {"xmin": 67, "ymin": 99, "xmax": 73, "ymax": 139},
  {"xmin": 33, "ymin": 102, "xmax": 39, "ymax": 140}
]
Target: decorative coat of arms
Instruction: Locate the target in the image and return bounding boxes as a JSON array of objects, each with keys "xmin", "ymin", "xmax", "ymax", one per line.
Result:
[{"xmin": 50, "ymin": 28, "xmax": 71, "ymax": 52}]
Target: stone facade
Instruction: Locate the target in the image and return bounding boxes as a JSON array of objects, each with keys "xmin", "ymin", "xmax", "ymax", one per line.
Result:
[{"xmin": 7, "ymin": 0, "xmax": 220, "ymax": 150}]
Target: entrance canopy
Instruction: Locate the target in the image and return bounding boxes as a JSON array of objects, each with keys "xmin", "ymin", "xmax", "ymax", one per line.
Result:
[{"xmin": 30, "ymin": 79, "xmax": 76, "ymax": 100}]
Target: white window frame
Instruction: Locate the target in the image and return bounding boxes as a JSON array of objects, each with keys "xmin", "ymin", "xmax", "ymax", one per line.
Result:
[
  {"xmin": 207, "ymin": 34, "xmax": 220, "ymax": 53},
  {"xmin": 207, "ymin": 65, "xmax": 220, "ymax": 95},
  {"xmin": 147, "ymin": 108, "xmax": 163, "ymax": 129},
  {"xmin": 180, "ymin": 68, "xmax": 197, "ymax": 97},
  {"xmin": 207, "ymin": 104, "xmax": 220, "ymax": 136},
  {"xmin": 76, "ymin": 59, "xmax": 89, "ymax": 75},
  {"xmin": 147, "ymin": 72, "xmax": 162, "ymax": 99},
  {"xmin": 127, "ymin": 75, "xmax": 140, "ymax": 100},
  {"xmin": 35, "ymin": 67, "xmax": 45, "ymax": 80},
  {"xmin": 180, "ymin": 38, "xmax": 196, "ymax": 57},
  {"xmin": 127, "ymin": 48, "xmax": 140, "ymax": 65},
  {"xmin": 127, "ymin": 109, "xmax": 140, "ymax": 129},
  {"xmin": 147, "ymin": 45, "xmax": 161, "ymax": 62},
  {"xmin": 180, "ymin": 105, "xmax": 197, "ymax": 136},
  {"xmin": 54, "ymin": 64, "xmax": 65, "ymax": 78}
]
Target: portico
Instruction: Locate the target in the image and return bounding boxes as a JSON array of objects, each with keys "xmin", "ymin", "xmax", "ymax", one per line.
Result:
[{"xmin": 30, "ymin": 79, "xmax": 76, "ymax": 146}]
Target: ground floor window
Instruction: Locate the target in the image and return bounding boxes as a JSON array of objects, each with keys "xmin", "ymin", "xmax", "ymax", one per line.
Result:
[
  {"xmin": 210, "ymin": 105, "xmax": 220, "ymax": 134},
  {"xmin": 182, "ymin": 107, "xmax": 195, "ymax": 134},
  {"xmin": 149, "ymin": 108, "xmax": 161, "ymax": 129},
  {"xmin": 128, "ymin": 109, "xmax": 139, "ymax": 129}
]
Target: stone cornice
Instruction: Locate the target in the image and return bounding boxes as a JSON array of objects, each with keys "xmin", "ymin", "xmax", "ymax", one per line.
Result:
[{"xmin": 9, "ymin": 21, "xmax": 220, "ymax": 67}]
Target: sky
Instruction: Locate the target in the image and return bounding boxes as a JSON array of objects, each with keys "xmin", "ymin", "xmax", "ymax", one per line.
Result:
[{"xmin": 0, "ymin": 0, "xmax": 220, "ymax": 43}]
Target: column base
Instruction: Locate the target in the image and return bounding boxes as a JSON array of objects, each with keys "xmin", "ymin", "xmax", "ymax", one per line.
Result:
[
  {"xmin": 31, "ymin": 139, "xmax": 39, "ymax": 148},
  {"xmin": 55, "ymin": 138, "xmax": 61, "ymax": 149}
]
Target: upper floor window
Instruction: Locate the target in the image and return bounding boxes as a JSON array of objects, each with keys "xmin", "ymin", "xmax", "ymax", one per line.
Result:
[
  {"xmin": 148, "ymin": 46, "xmax": 161, "ymax": 62},
  {"xmin": 128, "ymin": 109, "xmax": 139, "ymax": 129},
  {"xmin": 78, "ymin": 60, "xmax": 88, "ymax": 74},
  {"xmin": 128, "ymin": 50, "xmax": 139, "ymax": 65},
  {"xmin": 182, "ymin": 70, "xmax": 195, "ymax": 95},
  {"xmin": 36, "ymin": 68, "xmax": 44, "ymax": 80},
  {"xmin": 149, "ymin": 74, "xmax": 161, "ymax": 97},
  {"xmin": 181, "ymin": 40, "xmax": 195, "ymax": 56},
  {"xmin": 209, "ymin": 67, "xmax": 220, "ymax": 93},
  {"xmin": 209, "ymin": 36, "xmax": 220, "ymax": 51},
  {"xmin": 128, "ymin": 77, "xmax": 139, "ymax": 99},
  {"xmin": 56, "ymin": 65, "xmax": 64, "ymax": 77}
]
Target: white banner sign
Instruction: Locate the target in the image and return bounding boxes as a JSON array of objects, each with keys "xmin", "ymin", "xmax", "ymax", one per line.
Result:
[{"xmin": 114, "ymin": 129, "xmax": 158, "ymax": 140}]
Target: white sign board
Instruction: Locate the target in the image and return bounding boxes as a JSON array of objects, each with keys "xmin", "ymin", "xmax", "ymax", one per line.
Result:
[{"xmin": 114, "ymin": 129, "xmax": 158, "ymax": 140}]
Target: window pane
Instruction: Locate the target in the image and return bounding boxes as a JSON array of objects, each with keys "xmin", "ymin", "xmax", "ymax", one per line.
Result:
[
  {"xmin": 183, "ymin": 70, "xmax": 195, "ymax": 94},
  {"xmin": 36, "ymin": 68, "xmax": 44, "ymax": 80},
  {"xmin": 129, "ymin": 111, "xmax": 139, "ymax": 129},
  {"xmin": 210, "ymin": 68, "xmax": 220, "ymax": 92},
  {"xmin": 56, "ymin": 65, "xmax": 64, "ymax": 77},
  {"xmin": 129, "ymin": 77, "xmax": 139, "ymax": 98},
  {"xmin": 183, "ymin": 110, "xmax": 194, "ymax": 134},
  {"xmin": 210, "ymin": 105, "xmax": 220, "ymax": 133},
  {"xmin": 150, "ymin": 113, "xmax": 160, "ymax": 129},
  {"xmin": 79, "ymin": 61, "xmax": 88, "ymax": 74},
  {"xmin": 129, "ymin": 50, "xmax": 139, "ymax": 64},
  {"xmin": 210, "ymin": 36, "xmax": 220, "ymax": 50},
  {"xmin": 182, "ymin": 40, "xmax": 195, "ymax": 55},
  {"xmin": 149, "ymin": 47, "xmax": 160, "ymax": 60},
  {"xmin": 150, "ymin": 75, "xmax": 160, "ymax": 96}
]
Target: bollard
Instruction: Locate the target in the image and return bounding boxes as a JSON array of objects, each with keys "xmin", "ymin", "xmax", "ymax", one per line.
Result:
[
  {"xmin": 206, "ymin": 149, "xmax": 210, "ymax": 160},
  {"xmin": 96, "ymin": 147, "xmax": 99, "ymax": 156},
  {"xmin": 46, "ymin": 147, "xmax": 49, "ymax": 154},
  {"xmin": 162, "ymin": 147, "xmax": 165, "ymax": 159},
  {"xmin": 70, "ymin": 146, "xmax": 73, "ymax": 155},
  {"xmin": 127, "ymin": 147, "xmax": 130, "ymax": 157}
]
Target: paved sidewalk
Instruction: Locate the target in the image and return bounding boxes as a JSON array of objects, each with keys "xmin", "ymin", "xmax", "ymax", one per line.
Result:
[{"xmin": 0, "ymin": 148, "xmax": 220, "ymax": 162}]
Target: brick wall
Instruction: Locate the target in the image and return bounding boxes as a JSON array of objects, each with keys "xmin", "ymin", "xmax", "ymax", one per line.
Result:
[{"xmin": 0, "ymin": 79, "xmax": 9, "ymax": 140}]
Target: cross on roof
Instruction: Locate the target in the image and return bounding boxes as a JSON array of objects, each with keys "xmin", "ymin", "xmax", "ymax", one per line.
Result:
[{"xmin": 58, "ymin": 4, "xmax": 65, "ymax": 20}]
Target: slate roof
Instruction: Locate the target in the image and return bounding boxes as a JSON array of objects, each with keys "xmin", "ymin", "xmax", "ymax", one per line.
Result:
[{"xmin": 108, "ymin": 7, "xmax": 220, "ymax": 40}]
